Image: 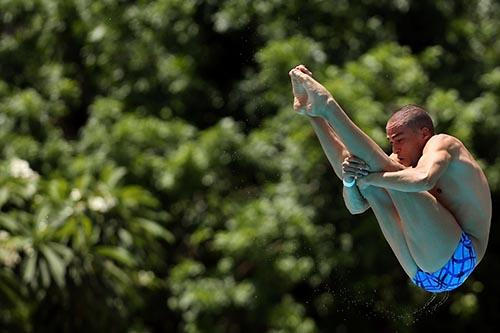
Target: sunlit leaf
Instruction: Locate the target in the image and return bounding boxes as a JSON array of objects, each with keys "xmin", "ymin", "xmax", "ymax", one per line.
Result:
[
  {"xmin": 39, "ymin": 259, "xmax": 50, "ymax": 288},
  {"xmin": 40, "ymin": 245, "xmax": 65, "ymax": 287},
  {"xmin": 22, "ymin": 252, "xmax": 37, "ymax": 284},
  {"xmin": 132, "ymin": 218, "xmax": 174, "ymax": 243},
  {"xmin": 95, "ymin": 246, "xmax": 136, "ymax": 267}
]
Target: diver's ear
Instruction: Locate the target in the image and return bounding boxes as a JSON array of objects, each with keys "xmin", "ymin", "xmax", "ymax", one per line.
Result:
[{"xmin": 420, "ymin": 127, "xmax": 432, "ymax": 140}]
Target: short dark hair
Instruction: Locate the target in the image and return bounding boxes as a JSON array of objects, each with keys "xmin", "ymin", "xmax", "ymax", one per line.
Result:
[{"xmin": 387, "ymin": 104, "xmax": 434, "ymax": 134}]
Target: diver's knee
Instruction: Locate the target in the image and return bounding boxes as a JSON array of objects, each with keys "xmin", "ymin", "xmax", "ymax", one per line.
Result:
[
  {"xmin": 358, "ymin": 185, "xmax": 380, "ymax": 197},
  {"xmin": 359, "ymin": 185, "xmax": 393, "ymax": 206}
]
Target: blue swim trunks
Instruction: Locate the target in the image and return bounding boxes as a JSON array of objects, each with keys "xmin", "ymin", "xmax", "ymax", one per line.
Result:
[{"xmin": 412, "ymin": 232, "xmax": 477, "ymax": 293}]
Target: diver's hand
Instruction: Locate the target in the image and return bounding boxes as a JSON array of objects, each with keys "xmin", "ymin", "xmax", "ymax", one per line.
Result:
[{"xmin": 342, "ymin": 155, "xmax": 370, "ymax": 180}]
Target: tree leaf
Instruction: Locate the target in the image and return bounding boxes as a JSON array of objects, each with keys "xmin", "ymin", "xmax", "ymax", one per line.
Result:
[
  {"xmin": 133, "ymin": 218, "xmax": 174, "ymax": 243},
  {"xmin": 0, "ymin": 214, "xmax": 19, "ymax": 233},
  {"xmin": 49, "ymin": 242, "xmax": 74, "ymax": 263},
  {"xmin": 40, "ymin": 244, "xmax": 65, "ymax": 287},
  {"xmin": 95, "ymin": 246, "xmax": 136, "ymax": 267},
  {"xmin": 0, "ymin": 188, "xmax": 9, "ymax": 209},
  {"xmin": 101, "ymin": 165, "xmax": 126, "ymax": 188},
  {"xmin": 22, "ymin": 252, "xmax": 38, "ymax": 284},
  {"xmin": 39, "ymin": 259, "xmax": 50, "ymax": 288}
]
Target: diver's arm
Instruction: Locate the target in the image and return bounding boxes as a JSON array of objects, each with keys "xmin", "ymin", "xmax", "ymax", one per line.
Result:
[{"xmin": 359, "ymin": 136, "xmax": 452, "ymax": 192}]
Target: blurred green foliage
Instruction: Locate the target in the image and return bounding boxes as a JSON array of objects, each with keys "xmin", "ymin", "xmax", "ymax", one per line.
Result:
[{"xmin": 1, "ymin": 0, "xmax": 499, "ymax": 332}]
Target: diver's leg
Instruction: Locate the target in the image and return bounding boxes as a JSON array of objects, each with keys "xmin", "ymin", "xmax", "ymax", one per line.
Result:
[
  {"xmin": 359, "ymin": 185, "xmax": 419, "ymax": 278},
  {"xmin": 292, "ymin": 69, "xmax": 401, "ymax": 172},
  {"xmin": 386, "ymin": 190, "xmax": 463, "ymax": 273},
  {"xmin": 306, "ymin": 116, "xmax": 418, "ymax": 276},
  {"xmin": 293, "ymin": 68, "xmax": 353, "ymax": 180}
]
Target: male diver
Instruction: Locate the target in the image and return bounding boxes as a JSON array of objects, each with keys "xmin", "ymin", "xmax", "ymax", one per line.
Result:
[{"xmin": 289, "ymin": 64, "xmax": 491, "ymax": 292}]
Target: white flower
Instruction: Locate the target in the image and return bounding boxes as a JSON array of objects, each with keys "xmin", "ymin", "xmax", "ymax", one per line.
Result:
[
  {"xmin": 88, "ymin": 196, "xmax": 116, "ymax": 213},
  {"xmin": 0, "ymin": 248, "xmax": 21, "ymax": 268},
  {"xmin": 0, "ymin": 231, "xmax": 9, "ymax": 241},
  {"xmin": 70, "ymin": 189, "xmax": 82, "ymax": 201},
  {"xmin": 23, "ymin": 244, "xmax": 34, "ymax": 256},
  {"xmin": 9, "ymin": 158, "xmax": 38, "ymax": 179},
  {"xmin": 88, "ymin": 196, "xmax": 107, "ymax": 212},
  {"xmin": 137, "ymin": 270, "xmax": 155, "ymax": 286}
]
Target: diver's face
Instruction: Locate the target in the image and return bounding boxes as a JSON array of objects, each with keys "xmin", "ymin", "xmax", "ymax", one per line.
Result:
[{"xmin": 386, "ymin": 123, "xmax": 428, "ymax": 167}]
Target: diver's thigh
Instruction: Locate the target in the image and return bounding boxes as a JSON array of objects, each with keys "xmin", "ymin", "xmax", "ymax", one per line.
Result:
[{"xmin": 386, "ymin": 190, "xmax": 462, "ymax": 273}]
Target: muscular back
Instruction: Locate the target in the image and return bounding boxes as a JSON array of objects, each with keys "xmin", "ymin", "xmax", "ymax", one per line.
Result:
[{"xmin": 426, "ymin": 134, "xmax": 491, "ymax": 260}]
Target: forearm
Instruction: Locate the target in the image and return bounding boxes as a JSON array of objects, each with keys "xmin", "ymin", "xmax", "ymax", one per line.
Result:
[
  {"xmin": 365, "ymin": 169, "xmax": 429, "ymax": 192},
  {"xmin": 342, "ymin": 184, "xmax": 370, "ymax": 214}
]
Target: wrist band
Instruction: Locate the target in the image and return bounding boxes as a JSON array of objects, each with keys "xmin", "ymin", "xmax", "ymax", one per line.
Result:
[{"xmin": 343, "ymin": 177, "xmax": 356, "ymax": 188}]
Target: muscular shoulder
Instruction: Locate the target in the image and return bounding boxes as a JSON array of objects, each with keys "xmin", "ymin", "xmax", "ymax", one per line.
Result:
[{"xmin": 423, "ymin": 134, "xmax": 462, "ymax": 155}]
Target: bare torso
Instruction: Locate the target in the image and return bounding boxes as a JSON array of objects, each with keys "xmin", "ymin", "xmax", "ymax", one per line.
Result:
[{"xmin": 425, "ymin": 134, "xmax": 491, "ymax": 261}]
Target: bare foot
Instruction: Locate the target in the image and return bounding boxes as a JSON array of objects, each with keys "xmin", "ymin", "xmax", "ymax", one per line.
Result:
[
  {"xmin": 289, "ymin": 66, "xmax": 333, "ymax": 118},
  {"xmin": 289, "ymin": 66, "xmax": 309, "ymax": 115}
]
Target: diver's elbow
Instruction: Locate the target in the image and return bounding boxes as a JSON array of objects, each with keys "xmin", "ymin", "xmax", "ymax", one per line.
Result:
[
  {"xmin": 420, "ymin": 173, "xmax": 437, "ymax": 192},
  {"xmin": 410, "ymin": 169, "xmax": 433, "ymax": 192}
]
